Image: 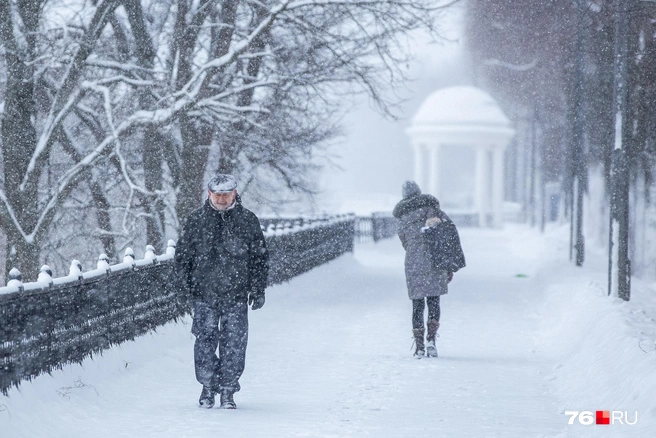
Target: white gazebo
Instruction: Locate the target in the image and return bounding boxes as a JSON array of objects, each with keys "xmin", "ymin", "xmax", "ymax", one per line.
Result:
[{"xmin": 405, "ymin": 86, "xmax": 515, "ymax": 228}]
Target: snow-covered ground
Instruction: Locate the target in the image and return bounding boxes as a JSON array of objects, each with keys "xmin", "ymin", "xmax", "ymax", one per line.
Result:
[{"xmin": 2, "ymin": 224, "xmax": 655, "ymax": 437}]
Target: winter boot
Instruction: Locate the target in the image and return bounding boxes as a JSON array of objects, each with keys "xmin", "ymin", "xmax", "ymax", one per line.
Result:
[
  {"xmin": 219, "ymin": 390, "xmax": 237, "ymax": 409},
  {"xmin": 412, "ymin": 328, "xmax": 425, "ymax": 359},
  {"xmin": 426, "ymin": 319, "xmax": 440, "ymax": 358},
  {"xmin": 199, "ymin": 386, "xmax": 216, "ymax": 408}
]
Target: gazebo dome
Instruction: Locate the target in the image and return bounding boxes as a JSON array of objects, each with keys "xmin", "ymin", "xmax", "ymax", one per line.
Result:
[
  {"xmin": 405, "ymin": 86, "xmax": 515, "ymax": 228},
  {"xmin": 411, "ymin": 86, "xmax": 511, "ymax": 128}
]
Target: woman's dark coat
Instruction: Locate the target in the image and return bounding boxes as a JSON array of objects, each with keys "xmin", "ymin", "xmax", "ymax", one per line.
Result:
[{"xmin": 393, "ymin": 194, "xmax": 451, "ymax": 300}]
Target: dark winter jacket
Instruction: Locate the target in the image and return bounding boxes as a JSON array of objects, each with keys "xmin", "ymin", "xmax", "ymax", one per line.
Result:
[
  {"xmin": 174, "ymin": 197, "xmax": 269, "ymax": 309},
  {"xmin": 393, "ymin": 194, "xmax": 458, "ymax": 300}
]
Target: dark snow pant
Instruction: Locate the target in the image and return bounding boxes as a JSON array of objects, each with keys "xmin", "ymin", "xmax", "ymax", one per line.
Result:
[
  {"xmin": 412, "ymin": 296, "xmax": 440, "ymax": 329},
  {"xmin": 192, "ymin": 300, "xmax": 248, "ymax": 393}
]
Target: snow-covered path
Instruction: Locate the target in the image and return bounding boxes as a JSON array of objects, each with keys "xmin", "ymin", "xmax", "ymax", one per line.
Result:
[{"xmin": 3, "ymin": 225, "xmax": 655, "ymax": 437}]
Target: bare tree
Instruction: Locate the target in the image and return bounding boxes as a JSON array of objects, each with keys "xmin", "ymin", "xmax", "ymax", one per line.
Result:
[{"xmin": 0, "ymin": 0, "xmax": 449, "ymax": 279}]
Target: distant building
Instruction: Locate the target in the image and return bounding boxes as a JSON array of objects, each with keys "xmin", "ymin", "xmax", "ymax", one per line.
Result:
[{"xmin": 406, "ymin": 86, "xmax": 515, "ymax": 227}]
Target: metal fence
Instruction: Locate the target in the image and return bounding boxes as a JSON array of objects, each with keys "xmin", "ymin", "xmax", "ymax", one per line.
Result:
[
  {"xmin": 355, "ymin": 213, "xmax": 397, "ymax": 243},
  {"xmin": 266, "ymin": 215, "xmax": 355, "ymax": 283},
  {"xmin": 261, "ymin": 212, "xmax": 396, "ymax": 245},
  {"xmin": 355, "ymin": 216, "xmax": 374, "ymax": 243},
  {"xmin": 0, "ymin": 215, "xmax": 355, "ymax": 395},
  {"xmin": 372, "ymin": 212, "xmax": 398, "ymax": 242}
]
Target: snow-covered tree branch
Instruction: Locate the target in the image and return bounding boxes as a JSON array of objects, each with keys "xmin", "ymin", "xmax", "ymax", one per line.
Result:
[{"xmin": 0, "ymin": 0, "xmax": 447, "ymax": 280}]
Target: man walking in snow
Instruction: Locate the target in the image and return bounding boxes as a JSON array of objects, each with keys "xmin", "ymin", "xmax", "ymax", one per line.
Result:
[
  {"xmin": 175, "ymin": 174, "xmax": 269, "ymax": 409},
  {"xmin": 393, "ymin": 180, "xmax": 465, "ymax": 358}
]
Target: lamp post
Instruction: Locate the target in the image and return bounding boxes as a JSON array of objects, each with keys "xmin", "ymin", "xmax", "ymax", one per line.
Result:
[{"xmin": 573, "ymin": 0, "xmax": 586, "ymax": 267}]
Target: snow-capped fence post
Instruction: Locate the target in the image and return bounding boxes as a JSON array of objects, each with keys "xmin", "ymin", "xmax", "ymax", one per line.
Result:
[
  {"xmin": 123, "ymin": 248, "xmax": 136, "ymax": 267},
  {"xmin": 276, "ymin": 223, "xmax": 285, "ymax": 235},
  {"xmin": 144, "ymin": 245, "xmax": 156, "ymax": 262},
  {"xmin": 6, "ymin": 269, "xmax": 24, "ymax": 293},
  {"xmin": 37, "ymin": 265, "xmax": 54, "ymax": 287},
  {"xmin": 97, "ymin": 254, "xmax": 111, "ymax": 274},
  {"xmin": 69, "ymin": 260, "xmax": 83, "ymax": 282},
  {"xmin": 166, "ymin": 240, "xmax": 176, "ymax": 257}
]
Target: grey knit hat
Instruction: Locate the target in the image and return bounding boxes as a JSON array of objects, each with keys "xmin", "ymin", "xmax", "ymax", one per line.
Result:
[
  {"xmin": 402, "ymin": 180, "xmax": 421, "ymax": 199},
  {"xmin": 208, "ymin": 174, "xmax": 237, "ymax": 193}
]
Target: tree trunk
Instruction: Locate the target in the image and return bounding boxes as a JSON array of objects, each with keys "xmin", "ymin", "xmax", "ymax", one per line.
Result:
[
  {"xmin": 173, "ymin": 0, "xmax": 240, "ymax": 223},
  {"xmin": 143, "ymin": 127, "xmax": 166, "ymax": 251},
  {"xmin": 177, "ymin": 119, "xmax": 212, "ymax": 222},
  {"xmin": 216, "ymin": 6, "xmax": 268, "ymax": 174},
  {"xmin": 122, "ymin": 0, "xmax": 166, "ymax": 251},
  {"xmin": 55, "ymin": 126, "xmax": 118, "ymax": 259},
  {"xmin": 0, "ymin": 0, "xmax": 41, "ymax": 281},
  {"xmin": 5, "ymin": 237, "xmax": 41, "ymax": 284}
]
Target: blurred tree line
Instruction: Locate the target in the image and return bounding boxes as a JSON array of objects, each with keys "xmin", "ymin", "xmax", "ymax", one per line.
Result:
[
  {"xmin": 0, "ymin": 0, "xmax": 447, "ymax": 280},
  {"xmin": 465, "ymin": 0, "xmax": 656, "ymax": 272}
]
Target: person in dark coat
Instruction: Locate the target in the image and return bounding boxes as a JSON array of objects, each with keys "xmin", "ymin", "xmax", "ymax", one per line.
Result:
[
  {"xmin": 175, "ymin": 174, "xmax": 269, "ymax": 409},
  {"xmin": 393, "ymin": 180, "xmax": 464, "ymax": 358}
]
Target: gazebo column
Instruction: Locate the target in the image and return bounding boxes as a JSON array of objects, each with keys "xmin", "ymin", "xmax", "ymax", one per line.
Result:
[
  {"xmin": 428, "ymin": 144, "xmax": 441, "ymax": 198},
  {"xmin": 492, "ymin": 147, "xmax": 505, "ymax": 228},
  {"xmin": 475, "ymin": 146, "xmax": 490, "ymax": 227},
  {"xmin": 413, "ymin": 143, "xmax": 427, "ymax": 191}
]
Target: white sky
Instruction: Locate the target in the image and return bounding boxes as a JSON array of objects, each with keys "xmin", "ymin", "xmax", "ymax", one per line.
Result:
[{"xmin": 318, "ymin": 3, "xmax": 472, "ymax": 213}]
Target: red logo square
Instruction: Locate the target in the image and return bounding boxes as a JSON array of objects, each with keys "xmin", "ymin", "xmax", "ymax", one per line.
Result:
[{"xmin": 596, "ymin": 411, "xmax": 610, "ymax": 425}]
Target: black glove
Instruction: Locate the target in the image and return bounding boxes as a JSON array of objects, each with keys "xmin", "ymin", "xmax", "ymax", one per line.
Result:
[
  {"xmin": 248, "ymin": 292, "xmax": 265, "ymax": 310},
  {"xmin": 447, "ymin": 271, "xmax": 454, "ymax": 283}
]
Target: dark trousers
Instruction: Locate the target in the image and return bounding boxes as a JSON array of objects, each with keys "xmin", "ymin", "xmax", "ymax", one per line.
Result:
[
  {"xmin": 412, "ymin": 296, "xmax": 440, "ymax": 329},
  {"xmin": 192, "ymin": 301, "xmax": 248, "ymax": 393}
]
